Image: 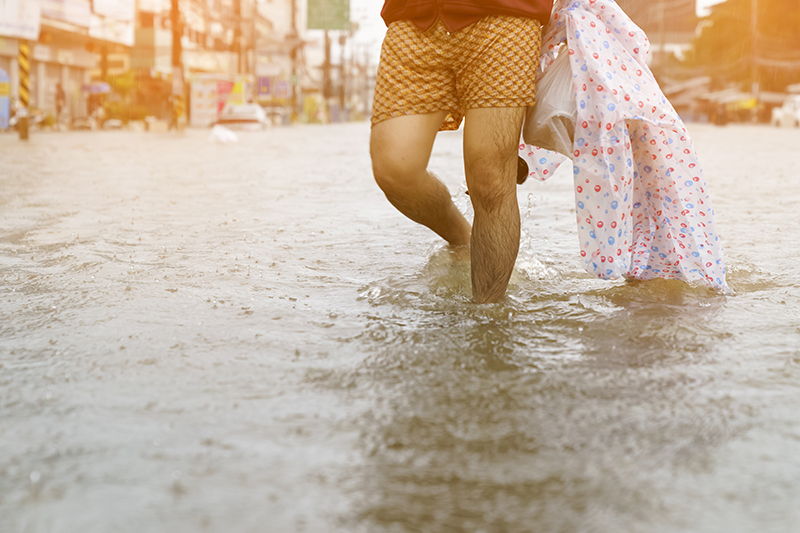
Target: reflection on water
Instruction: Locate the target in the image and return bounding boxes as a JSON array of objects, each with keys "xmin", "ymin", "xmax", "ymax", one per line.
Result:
[{"xmin": 319, "ymin": 253, "xmax": 741, "ymax": 532}]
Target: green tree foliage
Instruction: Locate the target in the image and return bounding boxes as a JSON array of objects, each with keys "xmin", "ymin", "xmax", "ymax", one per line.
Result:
[
  {"xmin": 106, "ymin": 70, "xmax": 137, "ymax": 100},
  {"xmin": 686, "ymin": 0, "xmax": 800, "ymax": 92}
]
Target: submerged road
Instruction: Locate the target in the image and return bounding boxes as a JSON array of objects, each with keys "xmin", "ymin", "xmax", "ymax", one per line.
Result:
[{"xmin": 1, "ymin": 123, "xmax": 800, "ymax": 532}]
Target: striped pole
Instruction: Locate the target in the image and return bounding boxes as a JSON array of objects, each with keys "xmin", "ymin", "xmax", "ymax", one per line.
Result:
[{"xmin": 18, "ymin": 41, "xmax": 31, "ymax": 140}]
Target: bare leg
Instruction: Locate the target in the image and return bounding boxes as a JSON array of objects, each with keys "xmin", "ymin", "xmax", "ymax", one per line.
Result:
[
  {"xmin": 371, "ymin": 113, "xmax": 472, "ymax": 246},
  {"xmin": 463, "ymin": 107, "xmax": 526, "ymax": 304}
]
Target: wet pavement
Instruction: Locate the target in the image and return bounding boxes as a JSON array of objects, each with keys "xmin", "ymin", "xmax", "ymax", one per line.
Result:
[{"xmin": 1, "ymin": 123, "xmax": 800, "ymax": 532}]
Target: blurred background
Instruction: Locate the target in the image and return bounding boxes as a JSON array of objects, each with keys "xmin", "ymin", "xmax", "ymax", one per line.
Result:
[
  {"xmin": 3, "ymin": 3, "xmax": 800, "ymax": 531},
  {"xmin": 0, "ymin": 0, "xmax": 799, "ymax": 131}
]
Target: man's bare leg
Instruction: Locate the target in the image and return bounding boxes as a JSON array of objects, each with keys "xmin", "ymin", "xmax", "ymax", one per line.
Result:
[
  {"xmin": 463, "ymin": 107, "xmax": 526, "ymax": 304},
  {"xmin": 371, "ymin": 113, "xmax": 472, "ymax": 246}
]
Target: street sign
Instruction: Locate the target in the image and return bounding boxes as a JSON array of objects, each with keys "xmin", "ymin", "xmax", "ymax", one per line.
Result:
[{"xmin": 307, "ymin": 0, "xmax": 350, "ymax": 31}]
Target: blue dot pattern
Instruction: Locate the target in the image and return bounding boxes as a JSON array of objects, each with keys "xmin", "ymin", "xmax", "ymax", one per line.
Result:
[{"xmin": 519, "ymin": 0, "xmax": 727, "ymax": 290}]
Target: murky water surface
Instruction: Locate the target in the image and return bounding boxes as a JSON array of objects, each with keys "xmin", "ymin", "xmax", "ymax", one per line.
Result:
[{"xmin": 1, "ymin": 123, "xmax": 800, "ymax": 532}]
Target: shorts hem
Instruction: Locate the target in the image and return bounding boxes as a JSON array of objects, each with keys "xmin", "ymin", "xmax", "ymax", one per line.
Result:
[
  {"xmin": 371, "ymin": 97, "xmax": 537, "ymax": 131},
  {"xmin": 371, "ymin": 108, "xmax": 461, "ymax": 130},
  {"xmin": 463, "ymin": 97, "xmax": 538, "ymax": 110}
]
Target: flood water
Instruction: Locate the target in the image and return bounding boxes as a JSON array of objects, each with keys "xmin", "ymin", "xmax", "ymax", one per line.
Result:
[{"xmin": 1, "ymin": 123, "xmax": 799, "ymax": 532}]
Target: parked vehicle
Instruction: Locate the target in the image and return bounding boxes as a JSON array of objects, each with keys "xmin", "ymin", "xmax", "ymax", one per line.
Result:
[
  {"xmin": 771, "ymin": 95, "xmax": 800, "ymax": 127},
  {"xmin": 70, "ymin": 106, "xmax": 105, "ymax": 130},
  {"xmin": 261, "ymin": 105, "xmax": 290, "ymax": 127},
  {"xmin": 9, "ymin": 106, "xmax": 47, "ymax": 131},
  {"xmin": 215, "ymin": 103, "xmax": 269, "ymax": 131}
]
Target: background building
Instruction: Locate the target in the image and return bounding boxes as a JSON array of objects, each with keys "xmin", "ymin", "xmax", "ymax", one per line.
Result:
[
  {"xmin": 0, "ymin": 0, "xmax": 135, "ymax": 121},
  {"xmin": 1, "ymin": 0, "xmax": 377, "ymax": 128}
]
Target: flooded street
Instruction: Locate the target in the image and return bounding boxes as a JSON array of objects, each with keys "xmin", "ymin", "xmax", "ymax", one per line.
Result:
[{"xmin": 2, "ymin": 122, "xmax": 800, "ymax": 532}]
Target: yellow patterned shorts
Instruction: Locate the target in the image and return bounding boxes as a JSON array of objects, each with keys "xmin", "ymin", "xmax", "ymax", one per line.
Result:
[{"xmin": 371, "ymin": 16, "xmax": 542, "ymax": 131}]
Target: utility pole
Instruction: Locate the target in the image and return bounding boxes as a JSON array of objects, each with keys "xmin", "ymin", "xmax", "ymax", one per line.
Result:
[
  {"xmin": 323, "ymin": 31, "xmax": 332, "ymax": 101},
  {"xmin": 750, "ymin": 0, "xmax": 759, "ymax": 122},
  {"xmin": 171, "ymin": 0, "xmax": 184, "ymax": 128},
  {"xmin": 100, "ymin": 45, "xmax": 109, "ymax": 82},
  {"xmin": 251, "ymin": 0, "xmax": 257, "ymax": 75},
  {"xmin": 234, "ymin": 0, "xmax": 242, "ymax": 74},
  {"xmin": 339, "ymin": 34, "xmax": 346, "ymax": 120},
  {"xmin": 290, "ymin": 0, "xmax": 299, "ymax": 117},
  {"xmin": 657, "ymin": 1, "xmax": 666, "ymax": 75},
  {"xmin": 362, "ymin": 45, "xmax": 369, "ymax": 119},
  {"xmin": 171, "ymin": 0, "xmax": 182, "ymax": 78}
]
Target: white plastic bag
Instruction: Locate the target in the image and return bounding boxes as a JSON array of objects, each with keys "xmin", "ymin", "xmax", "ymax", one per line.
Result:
[
  {"xmin": 209, "ymin": 124, "xmax": 239, "ymax": 144},
  {"xmin": 523, "ymin": 48, "xmax": 576, "ymax": 157}
]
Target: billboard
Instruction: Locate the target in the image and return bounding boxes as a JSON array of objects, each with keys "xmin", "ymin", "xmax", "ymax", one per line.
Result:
[
  {"xmin": 89, "ymin": 13, "xmax": 135, "ymax": 46},
  {"xmin": 41, "ymin": 0, "xmax": 92, "ymax": 28},
  {"xmin": 92, "ymin": 0, "xmax": 135, "ymax": 21},
  {"xmin": 307, "ymin": 0, "xmax": 350, "ymax": 31},
  {"xmin": 0, "ymin": 0, "xmax": 42, "ymax": 40}
]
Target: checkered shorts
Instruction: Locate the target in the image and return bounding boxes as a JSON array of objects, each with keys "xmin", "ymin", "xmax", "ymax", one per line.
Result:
[{"xmin": 371, "ymin": 16, "xmax": 542, "ymax": 131}]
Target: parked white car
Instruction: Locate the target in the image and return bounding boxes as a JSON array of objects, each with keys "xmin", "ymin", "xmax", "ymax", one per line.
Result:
[
  {"xmin": 216, "ymin": 104, "xmax": 270, "ymax": 131},
  {"xmin": 771, "ymin": 95, "xmax": 800, "ymax": 127}
]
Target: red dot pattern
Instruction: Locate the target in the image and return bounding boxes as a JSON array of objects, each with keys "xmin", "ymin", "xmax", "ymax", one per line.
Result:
[{"xmin": 519, "ymin": 0, "xmax": 727, "ymax": 290}]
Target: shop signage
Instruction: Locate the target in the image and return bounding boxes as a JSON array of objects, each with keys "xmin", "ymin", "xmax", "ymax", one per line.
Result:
[
  {"xmin": 0, "ymin": 68, "xmax": 9, "ymax": 130},
  {"xmin": 258, "ymin": 77, "xmax": 272, "ymax": 97},
  {"xmin": 89, "ymin": 14, "xmax": 134, "ymax": 46},
  {"xmin": 0, "ymin": 0, "xmax": 42, "ymax": 40},
  {"xmin": 41, "ymin": 0, "xmax": 92, "ymax": 29},
  {"xmin": 92, "ymin": 0, "xmax": 135, "ymax": 21},
  {"xmin": 275, "ymin": 80, "xmax": 289, "ymax": 99}
]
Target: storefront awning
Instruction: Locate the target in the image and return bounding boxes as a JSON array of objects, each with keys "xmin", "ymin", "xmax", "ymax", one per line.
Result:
[{"xmin": 81, "ymin": 81, "xmax": 111, "ymax": 94}]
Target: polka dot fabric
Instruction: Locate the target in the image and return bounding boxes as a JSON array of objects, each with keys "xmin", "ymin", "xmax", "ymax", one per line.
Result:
[{"xmin": 519, "ymin": 0, "xmax": 728, "ymax": 290}]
